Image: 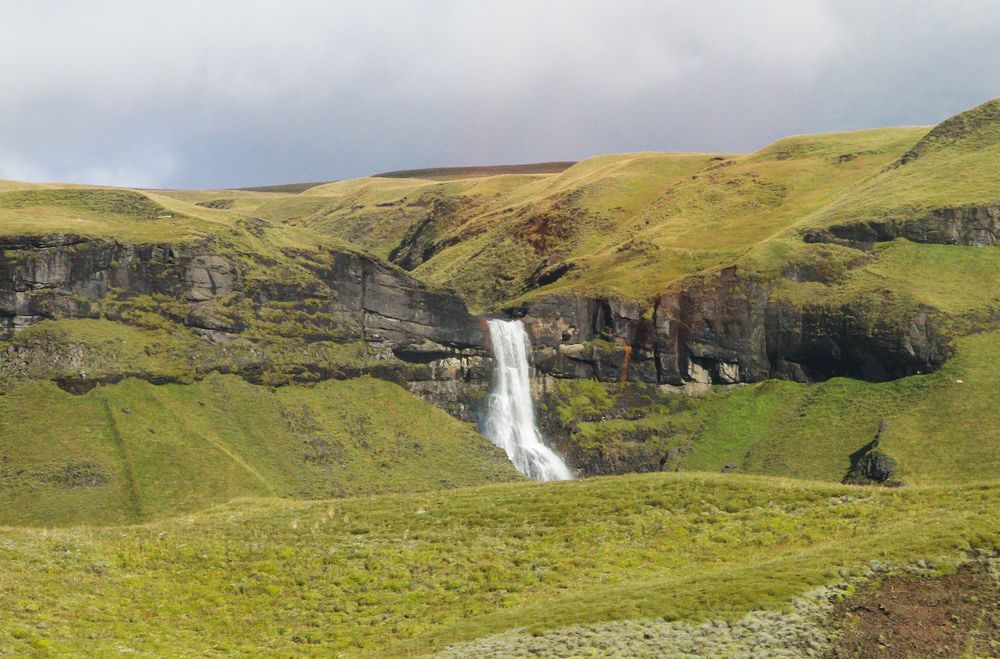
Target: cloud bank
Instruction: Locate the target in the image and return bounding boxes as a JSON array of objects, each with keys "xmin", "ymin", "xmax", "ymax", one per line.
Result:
[{"xmin": 1, "ymin": 0, "xmax": 999, "ymax": 188}]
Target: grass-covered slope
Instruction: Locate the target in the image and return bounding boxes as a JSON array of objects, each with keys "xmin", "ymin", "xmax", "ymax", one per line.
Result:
[
  {"xmin": 0, "ymin": 374, "xmax": 520, "ymax": 526},
  {"xmin": 237, "ymin": 100, "xmax": 996, "ymax": 314},
  {"xmin": 7, "ymin": 101, "xmax": 991, "ymax": 314},
  {"xmin": 249, "ymin": 129, "xmax": 929, "ymax": 308},
  {"xmin": 0, "ymin": 184, "xmax": 233, "ymax": 243},
  {"xmin": 0, "ymin": 472, "xmax": 995, "ymax": 655},
  {"xmin": 809, "ymin": 98, "xmax": 1000, "ymax": 227},
  {"xmin": 546, "ymin": 332, "xmax": 1000, "ymax": 485}
]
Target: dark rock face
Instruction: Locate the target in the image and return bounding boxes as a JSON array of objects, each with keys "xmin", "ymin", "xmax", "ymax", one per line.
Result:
[
  {"xmin": 804, "ymin": 205, "xmax": 1000, "ymax": 248},
  {"xmin": 510, "ymin": 296, "xmax": 659, "ymax": 383},
  {"xmin": 655, "ymin": 267, "xmax": 771, "ymax": 385},
  {"xmin": 844, "ymin": 420, "xmax": 899, "ymax": 485},
  {"xmin": 0, "ymin": 212, "xmax": 968, "ymax": 411},
  {"xmin": 766, "ymin": 301, "xmax": 950, "ymax": 382},
  {"xmin": 514, "ymin": 265, "xmax": 952, "ymax": 387},
  {"xmin": 507, "ymin": 207, "xmax": 990, "ymax": 389},
  {"xmin": 0, "ymin": 234, "xmax": 487, "ymax": 372}
]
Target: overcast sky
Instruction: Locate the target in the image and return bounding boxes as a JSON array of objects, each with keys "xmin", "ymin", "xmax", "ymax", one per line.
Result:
[{"xmin": 1, "ymin": 0, "xmax": 999, "ymax": 189}]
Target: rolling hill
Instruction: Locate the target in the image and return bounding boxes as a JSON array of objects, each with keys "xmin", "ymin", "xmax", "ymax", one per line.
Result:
[{"xmin": 0, "ymin": 98, "xmax": 998, "ymax": 655}]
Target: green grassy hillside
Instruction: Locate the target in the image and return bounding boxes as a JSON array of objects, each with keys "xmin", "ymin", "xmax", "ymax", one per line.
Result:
[
  {"xmin": 809, "ymin": 98, "xmax": 1000, "ymax": 227},
  {"xmin": 548, "ymin": 331, "xmax": 1000, "ymax": 485},
  {"xmin": 0, "ymin": 100, "xmax": 998, "ymax": 656},
  {"xmin": 0, "ymin": 374, "xmax": 520, "ymax": 526},
  {"xmin": 4, "ymin": 101, "xmax": 995, "ymax": 315},
  {"xmin": 247, "ymin": 129, "xmax": 930, "ymax": 308},
  {"xmin": 0, "ymin": 472, "xmax": 995, "ymax": 655},
  {"xmin": 226, "ymin": 100, "xmax": 997, "ymax": 315}
]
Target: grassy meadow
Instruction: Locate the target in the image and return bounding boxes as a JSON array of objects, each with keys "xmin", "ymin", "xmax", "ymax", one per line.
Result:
[
  {"xmin": 0, "ymin": 473, "xmax": 995, "ymax": 655},
  {"xmin": 550, "ymin": 332, "xmax": 1000, "ymax": 485}
]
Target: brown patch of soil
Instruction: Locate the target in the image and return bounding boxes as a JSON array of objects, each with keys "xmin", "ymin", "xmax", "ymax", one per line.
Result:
[{"xmin": 827, "ymin": 559, "xmax": 999, "ymax": 658}]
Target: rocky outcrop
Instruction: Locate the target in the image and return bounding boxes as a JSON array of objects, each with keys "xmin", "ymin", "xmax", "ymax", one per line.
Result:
[
  {"xmin": 0, "ymin": 209, "xmax": 973, "ymax": 413},
  {"xmin": 512, "ymin": 265, "xmax": 952, "ymax": 386},
  {"xmin": 804, "ymin": 205, "xmax": 1000, "ymax": 248},
  {"xmin": 844, "ymin": 420, "xmax": 899, "ymax": 485},
  {"xmin": 0, "ymin": 232, "xmax": 488, "ymax": 382},
  {"xmin": 512, "ymin": 205, "xmax": 1000, "ymax": 387},
  {"xmin": 765, "ymin": 300, "xmax": 949, "ymax": 382}
]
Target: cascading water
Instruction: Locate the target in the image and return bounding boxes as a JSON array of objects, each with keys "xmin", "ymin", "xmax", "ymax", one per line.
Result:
[{"xmin": 479, "ymin": 319, "xmax": 573, "ymax": 481}]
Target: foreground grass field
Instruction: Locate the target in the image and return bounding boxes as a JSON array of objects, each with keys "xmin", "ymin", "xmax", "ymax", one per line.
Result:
[{"xmin": 0, "ymin": 472, "xmax": 995, "ymax": 655}]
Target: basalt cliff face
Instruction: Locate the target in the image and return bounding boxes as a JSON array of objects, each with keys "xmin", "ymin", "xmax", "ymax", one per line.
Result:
[
  {"xmin": 0, "ymin": 231, "xmax": 491, "ymax": 402},
  {"xmin": 0, "ymin": 233, "xmax": 483, "ymax": 350},
  {"xmin": 0, "ymin": 219, "xmax": 962, "ymax": 400},
  {"xmin": 510, "ymin": 206, "xmax": 1000, "ymax": 387},
  {"xmin": 804, "ymin": 205, "xmax": 999, "ymax": 249},
  {"xmin": 514, "ymin": 265, "xmax": 951, "ymax": 388}
]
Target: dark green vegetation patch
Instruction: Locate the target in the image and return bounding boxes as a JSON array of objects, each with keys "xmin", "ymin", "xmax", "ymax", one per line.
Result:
[{"xmin": 0, "ymin": 188, "xmax": 172, "ymax": 220}]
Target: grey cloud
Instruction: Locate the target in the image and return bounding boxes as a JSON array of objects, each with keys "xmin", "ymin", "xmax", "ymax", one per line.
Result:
[{"xmin": 0, "ymin": 0, "xmax": 998, "ymax": 188}]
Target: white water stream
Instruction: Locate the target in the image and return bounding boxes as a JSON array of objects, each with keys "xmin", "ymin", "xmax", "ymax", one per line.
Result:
[{"xmin": 480, "ymin": 319, "xmax": 573, "ymax": 481}]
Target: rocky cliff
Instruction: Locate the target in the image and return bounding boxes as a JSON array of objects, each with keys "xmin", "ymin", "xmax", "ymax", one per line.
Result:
[
  {"xmin": 0, "ymin": 226, "xmax": 491, "ymax": 398},
  {"xmin": 506, "ymin": 205, "xmax": 1000, "ymax": 387},
  {"xmin": 0, "ymin": 215, "xmax": 966, "ymax": 406},
  {"xmin": 512, "ymin": 265, "xmax": 951, "ymax": 388},
  {"xmin": 804, "ymin": 205, "xmax": 999, "ymax": 248}
]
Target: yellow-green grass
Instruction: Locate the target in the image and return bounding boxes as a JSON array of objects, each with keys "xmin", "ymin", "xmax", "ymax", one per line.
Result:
[
  {"xmin": 511, "ymin": 128, "xmax": 927, "ymax": 303},
  {"xmin": 554, "ymin": 332, "xmax": 1000, "ymax": 485},
  {"xmin": 279, "ymin": 173, "xmax": 552, "ymax": 261},
  {"xmin": 767, "ymin": 239, "xmax": 1000, "ymax": 332},
  {"xmin": 0, "ymin": 183, "xmax": 336, "ymax": 250},
  {"xmin": 242, "ymin": 103, "xmax": 995, "ymax": 311},
  {"xmin": 0, "ymin": 472, "xmax": 995, "ymax": 655},
  {"xmin": 149, "ymin": 187, "xmax": 295, "ymax": 216},
  {"xmin": 0, "ymin": 374, "xmax": 520, "ymax": 527},
  {"xmin": 808, "ymin": 98, "xmax": 1000, "ymax": 228},
  {"xmin": 275, "ymin": 127, "xmax": 928, "ymax": 308},
  {"xmin": 3, "ymin": 102, "xmax": 996, "ymax": 314}
]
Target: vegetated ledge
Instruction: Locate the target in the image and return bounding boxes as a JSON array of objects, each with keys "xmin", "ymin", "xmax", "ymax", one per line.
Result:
[{"xmin": 47, "ymin": 361, "xmax": 421, "ymax": 396}]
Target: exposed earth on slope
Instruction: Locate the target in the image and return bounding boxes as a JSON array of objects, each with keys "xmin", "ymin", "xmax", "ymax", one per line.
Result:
[{"xmin": 828, "ymin": 557, "xmax": 1000, "ymax": 658}]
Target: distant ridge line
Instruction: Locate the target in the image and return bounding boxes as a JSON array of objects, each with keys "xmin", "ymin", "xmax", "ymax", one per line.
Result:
[
  {"xmin": 237, "ymin": 181, "xmax": 335, "ymax": 193},
  {"xmin": 372, "ymin": 161, "xmax": 576, "ymax": 180},
  {"xmin": 232, "ymin": 162, "xmax": 575, "ymax": 193}
]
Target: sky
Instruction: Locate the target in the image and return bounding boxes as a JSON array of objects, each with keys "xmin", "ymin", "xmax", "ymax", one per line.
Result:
[{"xmin": 1, "ymin": 0, "xmax": 999, "ymax": 189}]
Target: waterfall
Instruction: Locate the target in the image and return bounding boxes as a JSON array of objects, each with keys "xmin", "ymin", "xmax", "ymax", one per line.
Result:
[{"xmin": 480, "ymin": 319, "xmax": 573, "ymax": 481}]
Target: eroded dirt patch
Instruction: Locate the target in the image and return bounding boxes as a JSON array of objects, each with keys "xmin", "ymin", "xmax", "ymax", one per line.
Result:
[{"xmin": 828, "ymin": 558, "xmax": 999, "ymax": 658}]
